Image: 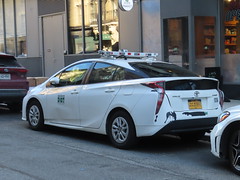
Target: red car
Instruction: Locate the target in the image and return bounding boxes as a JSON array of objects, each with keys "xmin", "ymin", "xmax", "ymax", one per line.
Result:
[{"xmin": 0, "ymin": 53, "xmax": 29, "ymax": 111}]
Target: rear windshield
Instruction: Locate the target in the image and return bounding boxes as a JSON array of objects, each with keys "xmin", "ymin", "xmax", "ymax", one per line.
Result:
[
  {"xmin": 129, "ymin": 62, "xmax": 198, "ymax": 77},
  {"xmin": 0, "ymin": 56, "xmax": 21, "ymax": 67}
]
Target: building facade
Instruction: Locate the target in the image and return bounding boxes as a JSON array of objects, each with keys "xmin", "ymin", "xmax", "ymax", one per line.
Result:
[{"xmin": 0, "ymin": 0, "xmax": 240, "ymax": 98}]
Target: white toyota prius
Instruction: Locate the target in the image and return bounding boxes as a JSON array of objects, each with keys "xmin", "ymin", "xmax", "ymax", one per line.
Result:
[{"xmin": 22, "ymin": 50, "xmax": 223, "ymax": 149}]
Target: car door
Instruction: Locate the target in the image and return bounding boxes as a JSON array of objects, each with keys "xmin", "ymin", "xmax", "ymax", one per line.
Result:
[
  {"xmin": 79, "ymin": 62, "xmax": 123, "ymax": 128},
  {"xmin": 44, "ymin": 62, "xmax": 92, "ymax": 125}
]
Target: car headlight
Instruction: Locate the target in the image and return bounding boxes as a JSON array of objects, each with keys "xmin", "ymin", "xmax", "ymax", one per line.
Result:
[{"xmin": 218, "ymin": 111, "xmax": 230, "ymax": 123}]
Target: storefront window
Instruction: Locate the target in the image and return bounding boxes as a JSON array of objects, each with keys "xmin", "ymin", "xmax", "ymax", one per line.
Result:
[
  {"xmin": 68, "ymin": 0, "xmax": 84, "ymax": 54},
  {"xmin": 163, "ymin": 17, "xmax": 189, "ymax": 69},
  {"xmin": 4, "ymin": 0, "xmax": 15, "ymax": 55},
  {"xmin": 0, "ymin": 0, "xmax": 4, "ymax": 52},
  {"xmin": 0, "ymin": 0, "xmax": 26, "ymax": 56},
  {"xmin": 16, "ymin": 0, "xmax": 27, "ymax": 57},
  {"xmin": 195, "ymin": 16, "xmax": 216, "ymax": 75},
  {"xmin": 222, "ymin": 0, "xmax": 240, "ymax": 83},
  {"xmin": 102, "ymin": 0, "xmax": 119, "ymax": 51},
  {"xmin": 84, "ymin": 0, "xmax": 99, "ymax": 52},
  {"xmin": 224, "ymin": 0, "xmax": 240, "ymax": 54},
  {"xmin": 68, "ymin": 0, "xmax": 119, "ymax": 54}
]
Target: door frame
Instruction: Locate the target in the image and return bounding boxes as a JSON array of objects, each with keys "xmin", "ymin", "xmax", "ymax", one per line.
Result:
[{"xmin": 39, "ymin": 13, "xmax": 68, "ymax": 77}]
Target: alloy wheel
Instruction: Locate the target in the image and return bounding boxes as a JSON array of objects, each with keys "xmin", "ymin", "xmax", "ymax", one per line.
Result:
[
  {"xmin": 29, "ymin": 105, "xmax": 40, "ymax": 126},
  {"xmin": 111, "ymin": 117, "xmax": 129, "ymax": 143},
  {"xmin": 229, "ymin": 129, "xmax": 240, "ymax": 173}
]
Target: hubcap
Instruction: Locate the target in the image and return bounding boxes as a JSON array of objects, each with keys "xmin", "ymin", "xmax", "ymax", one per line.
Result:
[
  {"xmin": 112, "ymin": 117, "xmax": 129, "ymax": 143},
  {"xmin": 230, "ymin": 130, "xmax": 240, "ymax": 171},
  {"xmin": 29, "ymin": 105, "xmax": 40, "ymax": 126}
]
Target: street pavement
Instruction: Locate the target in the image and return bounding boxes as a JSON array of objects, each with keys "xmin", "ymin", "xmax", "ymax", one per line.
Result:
[
  {"xmin": 0, "ymin": 110, "xmax": 239, "ymax": 180},
  {"xmin": 223, "ymin": 99, "xmax": 240, "ymax": 110}
]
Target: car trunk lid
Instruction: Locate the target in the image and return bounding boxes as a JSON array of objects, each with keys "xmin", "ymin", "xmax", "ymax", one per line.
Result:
[{"xmin": 164, "ymin": 79, "xmax": 220, "ymax": 111}]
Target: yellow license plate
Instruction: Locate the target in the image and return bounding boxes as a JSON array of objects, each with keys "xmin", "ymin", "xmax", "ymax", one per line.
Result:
[{"xmin": 188, "ymin": 99, "xmax": 202, "ymax": 109}]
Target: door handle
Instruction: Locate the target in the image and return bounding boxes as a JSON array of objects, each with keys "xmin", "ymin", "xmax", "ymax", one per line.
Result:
[
  {"xmin": 71, "ymin": 90, "xmax": 79, "ymax": 94},
  {"xmin": 105, "ymin": 88, "xmax": 115, "ymax": 93}
]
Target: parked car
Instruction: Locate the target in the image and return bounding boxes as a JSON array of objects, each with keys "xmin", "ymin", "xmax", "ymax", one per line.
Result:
[
  {"xmin": 210, "ymin": 106, "xmax": 240, "ymax": 175},
  {"xmin": 0, "ymin": 53, "xmax": 29, "ymax": 111},
  {"xmin": 22, "ymin": 50, "xmax": 223, "ymax": 149}
]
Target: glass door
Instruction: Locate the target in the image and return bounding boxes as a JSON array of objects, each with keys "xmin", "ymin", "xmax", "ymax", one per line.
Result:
[
  {"xmin": 163, "ymin": 17, "xmax": 189, "ymax": 69},
  {"xmin": 194, "ymin": 16, "xmax": 216, "ymax": 75}
]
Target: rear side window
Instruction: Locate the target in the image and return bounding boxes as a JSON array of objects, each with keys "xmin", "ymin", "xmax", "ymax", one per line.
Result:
[
  {"xmin": 129, "ymin": 62, "xmax": 198, "ymax": 77},
  {"xmin": 88, "ymin": 63, "xmax": 124, "ymax": 83},
  {"xmin": 165, "ymin": 79, "xmax": 218, "ymax": 90},
  {"xmin": 0, "ymin": 56, "xmax": 21, "ymax": 67}
]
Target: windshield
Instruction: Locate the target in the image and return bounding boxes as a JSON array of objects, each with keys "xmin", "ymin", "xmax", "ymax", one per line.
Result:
[{"xmin": 129, "ymin": 62, "xmax": 198, "ymax": 77}]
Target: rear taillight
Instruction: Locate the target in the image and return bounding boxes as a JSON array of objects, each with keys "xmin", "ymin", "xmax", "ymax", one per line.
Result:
[
  {"xmin": 16, "ymin": 68, "xmax": 28, "ymax": 73},
  {"xmin": 155, "ymin": 93, "xmax": 164, "ymax": 114},
  {"xmin": 142, "ymin": 81, "xmax": 165, "ymax": 114},
  {"xmin": 0, "ymin": 68, "xmax": 28, "ymax": 73}
]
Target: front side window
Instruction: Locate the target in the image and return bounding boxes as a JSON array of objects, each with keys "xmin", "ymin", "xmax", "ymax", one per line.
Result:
[{"xmin": 56, "ymin": 62, "xmax": 92, "ymax": 86}]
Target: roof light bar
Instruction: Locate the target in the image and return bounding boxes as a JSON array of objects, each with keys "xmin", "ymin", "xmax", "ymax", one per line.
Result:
[{"xmin": 98, "ymin": 49, "xmax": 158, "ymax": 58}]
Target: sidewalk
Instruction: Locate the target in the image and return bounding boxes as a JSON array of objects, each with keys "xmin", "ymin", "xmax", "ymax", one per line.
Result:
[{"xmin": 223, "ymin": 99, "xmax": 240, "ymax": 110}]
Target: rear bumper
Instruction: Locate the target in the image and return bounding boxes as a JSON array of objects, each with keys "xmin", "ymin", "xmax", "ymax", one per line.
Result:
[
  {"xmin": 0, "ymin": 89, "xmax": 28, "ymax": 103},
  {"xmin": 156, "ymin": 117, "xmax": 218, "ymax": 134}
]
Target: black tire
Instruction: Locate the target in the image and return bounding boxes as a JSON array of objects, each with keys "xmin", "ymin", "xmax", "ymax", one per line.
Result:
[
  {"xmin": 228, "ymin": 128, "xmax": 240, "ymax": 175},
  {"xmin": 179, "ymin": 131, "xmax": 206, "ymax": 142},
  {"xmin": 26, "ymin": 100, "xmax": 44, "ymax": 130},
  {"xmin": 107, "ymin": 111, "xmax": 137, "ymax": 149}
]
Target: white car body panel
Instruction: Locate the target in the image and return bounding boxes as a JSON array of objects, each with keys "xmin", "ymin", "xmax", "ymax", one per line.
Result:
[
  {"xmin": 78, "ymin": 82, "xmax": 121, "ymax": 128},
  {"xmin": 210, "ymin": 105, "xmax": 240, "ymax": 158},
  {"xmin": 44, "ymin": 85, "xmax": 81, "ymax": 125}
]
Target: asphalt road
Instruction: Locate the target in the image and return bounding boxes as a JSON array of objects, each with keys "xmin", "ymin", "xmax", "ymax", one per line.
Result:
[{"xmin": 0, "ymin": 106, "xmax": 239, "ymax": 180}]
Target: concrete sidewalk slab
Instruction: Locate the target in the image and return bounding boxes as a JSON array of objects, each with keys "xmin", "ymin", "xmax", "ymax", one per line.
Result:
[{"xmin": 223, "ymin": 99, "xmax": 240, "ymax": 110}]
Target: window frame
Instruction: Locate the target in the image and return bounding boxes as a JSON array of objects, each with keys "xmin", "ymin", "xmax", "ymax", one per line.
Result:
[
  {"xmin": 0, "ymin": 0, "xmax": 27, "ymax": 56},
  {"xmin": 163, "ymin": 17, "xmax": 189, "ymax": 69},
  {"xmin": 67, "ymin": 0, "xmax": 119, "ymax": 54}
]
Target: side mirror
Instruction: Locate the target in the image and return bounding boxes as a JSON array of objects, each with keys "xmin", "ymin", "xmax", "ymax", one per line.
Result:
[{"xmin": 50, "ymin": 77, "xmax": 60, "ymax": 86}]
